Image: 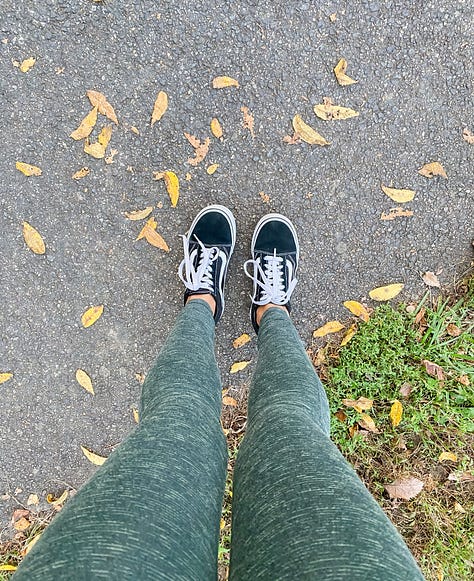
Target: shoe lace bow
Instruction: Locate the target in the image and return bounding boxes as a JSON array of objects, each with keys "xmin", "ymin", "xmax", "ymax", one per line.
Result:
[
  {"xmin": 244, "ymin": 250, "xmax": 297, "ymax": 305},
  {"xmin": 178, "ymin": 235, "xmax": 219, "ymax": 293}
]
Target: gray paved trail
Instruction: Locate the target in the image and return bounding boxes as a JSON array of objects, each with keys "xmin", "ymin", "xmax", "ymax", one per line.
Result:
[{"xmin": 0, "ymin": 0, "xmax": 473, "ymax": 530}]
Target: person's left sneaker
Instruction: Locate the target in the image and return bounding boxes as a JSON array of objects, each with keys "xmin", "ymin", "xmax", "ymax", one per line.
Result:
[{"xmin": 178, "ymin": 205, "xmax": 236, "ymax": 324}]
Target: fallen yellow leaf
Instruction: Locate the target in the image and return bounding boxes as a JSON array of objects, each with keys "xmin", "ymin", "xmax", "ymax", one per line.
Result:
[
  {"xmin": 86, "ymin": 90, "xmax": 118, "ymax": 124},
  {"xmin": 22, "ymin": 221, "xmax": 46, "ymax": 254},
  {"xmin": 81, "ymin": 305, "xmax": 104, "ymax": 328},
  {"xmin": 220, "ymin": 518, "xmax": 226, "ymax": 530},
  {"xmin": 212, "ymin": 75, "xmax": 239, "ymax": 88},
  {"xmin": 124, "ymin": 207, "xmax": 153, "ymax": 221},
  {"xmin": 19, "ymin": 57, "xmax": 36, "ymax": 72},
  {"xmin": 84, "ymin": 139, "xmax": 105, "ymax": 159},
  {"xmin": 132, "ymin": 408, "xmax": 139, "ymax": 423},
  {"xmin": 0, "ymin": 372, "xmax": 14, "ymax": 384},
  {"xmin": 130, "ymin": 125, "xmax": 140, "ymax": 135},
  {"xmin": 334, "ymin": 58, "xmax": 358, "ymax": 86},
  {"xmin": 230, "ymin": 361, "xmax": 250, "ymax": 374},
  {"xmin": 233, "ymin": 333, "xmax": 251, "ymax": 348},
  {"xmin": 75, "ymin": 369, "xmax": 94, "ymax": 395},
  {"xmin": 136, "ymin": 218, "xmax": 170, "ymax": 251},
  {"xmin": 207, "ymin": 164, "xmax": 219, "ymax": 175},
  {"xmin": 14, "ymin": 517, "xmax": 30, "ymax": 531},
  {"xmin": 313, "ymin": 320, "xmax": 344, "ymax": 337},
  {"xmin": 438, "ymin": 451, "xmax": 458, "ymax": 463},
  {"xmin": 46, "ymin": 490, "xmax": 68, "ymax": 506},
  {"xmin": 343, "ymin": 300, "xmax": 370, "ymax": 322},
  {"xmin": 342, "ymin": 397, "xmax": 373, "ymax": 412},
  {"xmin": 72, "ymin": 167, "xmax": 90, "ymax": 180},
  {"xmin": 70, "ymin": 107, "xmax": 98, "ymax": 140},
  {"xmin": 313, "ymin": 98, "xmax": 359, "ymax": 120},
  {"xmin": 369, "ymin": 283, "xmax": 404, "ymax": 301},
  {"xmin": 210, "ymin": 117, "xmax": 223, "ymax": 139},
  {"xmin": 16, "ymin": 161, "xmax": 42, "ymax": 176},
  {"xmin": 184, "ymin": 133, "xmax": 211, "ymax": 166},
  {"xmin": 418, "ymin": 162, "xmax": 447, "ymax": 179},
  {"xmin": 381, "ymin": 184, "xmax": 415, "ymax": 203},
  {"xmin": 151, "ymin": 90, "xmax": 168, "ymax": 125},
  {"xmin": 340, "ymin": 323, "xmax": 357, "ymax": 346},
  {"xmin": 358, "ymin": 413, "xmax": 379, "ymax": 433},
  {"xmin": 80, "ymin": 445, "xmax": 107, "ymax": 466},
  {"xmin": 222, "ymin": 396, "xmax": 238, "ymax": 406},
  {"xmin": 380, "ymin": 207, "xmax": 414, "ymax": 221},
  {"xmin": 0, "ymin": 565, "xmax": 17, "ymax": 572},
  {"xmin": 98, "ymin": 125, "xmax": 112, "ymax": 148},
  {"xmin": 163, "ymin": 171, "xmax": 179, "ymax": 207},
  {"xmin": 390, "ymin": 400, "xmax": 403, "ymax": 427},
  {"xmin": 27, "ymin": 493, "xmax": 39, "ymax": 506},
  {"xmin": 292, "ymin": 114, "xmax": 329, "ymax": 146}
]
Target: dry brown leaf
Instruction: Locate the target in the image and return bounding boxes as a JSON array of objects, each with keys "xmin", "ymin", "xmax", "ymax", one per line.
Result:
[
  {"xmin": 14, "ymin": 517, "xmax": 30, "ymax": 532},
  {"xmin": 241, "ymin": 106, "xmax": 255, "ymax": 137},
  {"xmin": 84, "ymin": 139, "xmax": 105, "ymax": 159},
  {"xmin": 438, "ymin": 451, "xmax": 458, "ymax": 463},
  {"xmin": 292, "ymin": 115, "xmax": 329, "ymax": 146},
  {"xmin": 462, "ymin": 128, "xmax": 474, "ymax": 144},
  {"xmin": 210, "ymin": 118, "xmax": 223, "ymax": 139},
  {"xmin": 125, "ymin": 207, "xmax": 153, "ymax": 221},
  {"xmin": 222, "ymin": 396, "xmax": 238, "ymax": 406},
  {"xmin": 343, "ymin": 300, "xmax": 370, "ymax": 322},
  {"xmin": 369, "ymin": 283, "xmax": 404, "ymax": 301},
  {"xmin": 335, "ymin": 409, "xmax": 347, "ymax": 422},
  {"xmin": 27, "ymin": 494, "xmax": 39, "ymax": 506},
  {"xmin": 22, "ymin": 533, "xmax": 42, "ymax": 557},
  {"xmin": 342, "ymin": 397, "xmax": 373, "ymax": 412},
  {"xmin": 86, "ymin": 90, "xmax": 118, "ymax": 124},
  {"xmin": 22, "ymin": 222, "xmax": 46, "ymax": 255},
  {"xmin": 151, "ymin": 91, "xmax": 168, "ymax": 125},
  {"xmin": 313, "ymin": 97, "xmax": 359, "ymax": 121},
  {"xmin": 458, "ymin": 375, "xmax": 470, "ymax": 387},
  {"xmin": 399, "ymin": 382, "xmax": 413, "ymax": 398},
  {"xmin": 75, "ymin": 369, "xmax": 94, "ymax": 395},
  {"xmin": 70, "ymin": 107, "xmax": 98, "ymax": 140},
  {"xmin": 212, "ymin": 76, "xmax": 239, "ymax": 88},
  {"xmin": 46, "ymin": 490, "xmax": 68, "ymax": 506},
  {"xmin": 136, "ymin": 218, "xmax": 170, "ymax": 251},
  {"xmin": 313, "ymin": 320, "xmax": 344, "ymax": 337},
  {"xmin": 259, "ymin": 191, "xmax": 270, "ymax": 203},
  {"xmin": 329, "ymin": 12, "xmax": 337, "ymax": 22},
  {"xmin": 334, "ymin": 58, "xmax": 358, "ymax": 86},
  {"xmin": 418, "ymin": 162, "xmax": 447, "ymax": 179},
  {"xmin": 381, "ymin": 185, "xmax": 415, "ymax": 203},
  {"xmin": 0, "ymin": 372, "xmax": 13, "ymax": 384},
  {"xmin": 137, "ymin": 216, "xmax": 156, "ymax": 240},
  {"xmin": 80, "ymin": 445, "xmax": 107, "ymax": 466},
  {"xmin": 132, "ymin": 408, "xmax": 139, "ymax": 423},
  {"xmin": 233, "ymin": 333, "xmax": 251, "ymax": 348},
  {"xmin": 358, "ymin": 413, "xmax": 379, "ymax": 433},
  {"xmin": 282, "ymin": 132, "xmax": 301, "ymax": 144},
  {"xmin": 72, "ymin": 167, "xmax": 90, "ymax": 180},
  {"xmin": 105, "ymin": 148, "xmax": 118, "ymax": 165},
  {"xmin": 446, "ymin": 323, "xmax": 461, "ymax": 337},
  {"xmin": 390, "ymin": 400, "xmax": 403, "ymax": 427},
  {"xmin": 385, "ymin": 477, "xmax": 424, "ymax": 500},
  {"xmin": 448, "ymin": 471, "xmax": 474, "ymax": 483},
  {"xmin": 98, "ymin": 125, "xmax": 112, "ymax": 148},
  {"xmin": 19, "ymin": 57, "xmax": 36, "ymax": 72},
  {"xmin": 340, "ymin": 323, "xmax": 357, "ymax": 346},
  {"xmin": 422, "ymin": 271, "xmax": 440, "ymax": 288},
  {"xmin": 135, "ymin": 372, "xmax": 145, "ymax": 384},
  {"xmin": 207, "ymin": 164, "xmax": 219, "ymax": 175},
  {"xmin": 81, "ymin": 305, "xmax": 104, "ymax": 328},
  {"xmin": 230, "ymin": 361, "xmax": 250, "ymax": 374},
  {"xmin": 130, "ymin": 126, "xmax": 140, "ymax": 135},
  {"xmin": 184, "ymin": 133, "xmax": 211, "ymax": 166},
  {"xmin": 16, "ymin": 161, "xmax": 42, "ymax": 176},
  {"xmin": 422, "ymin": 359, "xmax": 444, "ymax": 380},
  {"xmin": 185, "ymin": 172, "xmax": 192, "ymax": 181},
  {"xmin": 380, "ymin": 207, "xmax": 414, "ymax": 221}
]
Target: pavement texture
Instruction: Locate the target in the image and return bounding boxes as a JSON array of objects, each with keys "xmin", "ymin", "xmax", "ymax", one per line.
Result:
[{"xmin": 0, "ymin": 0, "xmax": 473, "ymax": 530}]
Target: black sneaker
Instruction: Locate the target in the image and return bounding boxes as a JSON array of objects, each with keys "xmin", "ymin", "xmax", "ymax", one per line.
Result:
[
  {"xmin": 178, "ymin": 205, "xmax": 236, "ymax": 324},
  {"xmin": 244, "ymin": 213, "xmax": 299, "ymax": 333}
]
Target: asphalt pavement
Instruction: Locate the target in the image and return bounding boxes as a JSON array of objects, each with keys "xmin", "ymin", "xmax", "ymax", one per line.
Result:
[{"xmin": 0, "ymin": 0, "xmax": 473, "ymax": 531}]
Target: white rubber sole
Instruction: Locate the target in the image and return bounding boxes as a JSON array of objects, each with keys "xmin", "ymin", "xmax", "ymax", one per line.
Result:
[{"xmin": 250, "ymin": 213, "xmax": 300, "ymax": 261}]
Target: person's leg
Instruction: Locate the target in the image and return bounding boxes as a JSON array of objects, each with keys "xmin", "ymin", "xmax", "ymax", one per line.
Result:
[
  {"xmin": 15, "ymin": 205, "xmax": 237, "ymax": 581},
  {"xmin": 230, "ymin": 214, "xmax": 424, "ymax": 580}
]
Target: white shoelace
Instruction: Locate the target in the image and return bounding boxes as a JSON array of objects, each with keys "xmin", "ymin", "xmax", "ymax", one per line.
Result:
[
  {"xmin": 243, "ymin": 250, "xmax": 297, "ymax": 305},
  {"xmin": 178, "ymin": 235, "xmax": 219, "ymax": 293}
]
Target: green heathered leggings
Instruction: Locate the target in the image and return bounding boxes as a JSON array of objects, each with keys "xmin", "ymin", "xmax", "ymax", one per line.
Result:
[{"xmin": 14, "ymin": 300, "xmax": 424, "ymax": 580}]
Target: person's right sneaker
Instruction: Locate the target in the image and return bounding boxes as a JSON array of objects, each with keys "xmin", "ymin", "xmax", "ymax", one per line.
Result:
[{"xmin": 244, "ymin": 213, "xmax": 299, "ymax": 333}]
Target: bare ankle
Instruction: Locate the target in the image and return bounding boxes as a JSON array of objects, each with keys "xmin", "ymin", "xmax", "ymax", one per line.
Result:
[
  {"xmin": 255, "ymin": 303, "xmax": 288, "ymax": 326},
  {"xmin": 186, "ymin": 294, "xmax": 216, "ymax": 315}
]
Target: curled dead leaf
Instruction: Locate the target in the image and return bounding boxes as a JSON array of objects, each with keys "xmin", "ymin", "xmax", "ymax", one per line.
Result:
[
  {"xmin": 292, "ymin": 114, "xmax": 329, "ymax": 146},
  {"xmin": 418, "ymin": 162, "xmax": 447, "ymax": 179},
  {"xmin": 399, "ymin": 382, "xmax": 413, "ymax": 398},
  {"xmin": 184, "ymin": 132, "xmax": 210, "ymax": 166},
  {"xmin": 357, "ymin": 413, "xmax": 379, "ymax": 433},
  {"xmin": 72, "ymin": 167, "xmax": 90, "ymax": 180},
  {"xmin": 313, "ymin": 97, "xmax": 359, "ymax": 121},
  {"xmin": 14, "ymin": 517, "xmax": 30, "ymax": 532},
  {"xmin": 18, "ymin": 57, "xmax": 36, "ymax": 73},
  {"xmin": 16, "ymin": 161, "xmax": 42, "ymax": 176},
  {"xmin": 380, "ymin": 207, "xmax": 414, "ymax": 221},
  {"xmin": 446, "ymin": 323, "xmax": 461, "ymax": 337},
  {"xmin": 22, "ymin": 222, "xmax": 46, "ymax": 255},
  {"xmin": 340, "ymin": 323, "xmax": 357, "ymax": 346},
  {"xmin": 132, "ymin": 408, "xmax": 139, "ymax": 423},
  {"xmin": 462, "ymin": 128, "xmax": 474, "ymax": 144},
  {"xmin": 369, "ymin": 283, "xmax": 404, "ymax": 301},
  {"xmin": 212, "ymin": 76, "xmax": 239, "ymax": 88},
  {"xmin": 282, "ymin": 132, "xmax": 301, "ymax": 144},
  {"xmin": 457, "ymin": 375, "xmax": 470, "ymax": 387},
  {"xmin": 125, "ymin": 207, "xmax": 153, "ymax": 221},
  {"xmin": 335, "ymin": 409, "xmax": 347, "ymax": 422},
  {"xmin": 334, "ymin": 58, "xmax": 357, "ymax": 86},
  {"xmin": 0, "ymin": 372, "xmax": 13, "ymax": 384},
  {"xmin": 421, "ymin": 271, "xmax": 440, "ymax": 288},
  {"xmin": 342, "ymin": 397, "xmax": 373, "ymax": 413},
  {"xmin": 46, "ymin": 490, "xmax": 68, "ymax": 506},
  {"xmin": 390, "ymin": 400, "xmax": 403, "ymax": 427},
  {"xmin": 206, "ymin": 164, "xmax": 219, "ymax": 175},
  {"xmin": 151, "ymin": 90, "xmax": 168, "ymax": 125},
  {"xmin": 422, "ymin": 359, "xmax": 444, "ymax": 380},
  {"xmin": 98, "ymin": 125, "xmax": 112, "ymax": 148},
  {"xmin": 230, "ymin": 361, "xmax": 250, "ymax": 374},
  {"xmin": 259, "ymin": 191, "xmax": 270, "ymax": 203},
  {"xmin": 210, "ymin": 118, "xmax": 223, "ymax": 139},
  {"xmin": 80, "ymin": 445, "xmax": 107, "ymax": 466},
  {"xmin": 222, "ymin": 396, "xmax": 238, "ymax": 406},
  {"xmin": 27, "ymin": 494, "xmax": 39, "ymax": 506},
  {"xmin": 313, "ymin": 321, "xmax": 344, "ymax": 337},
  {"xmin": 75, "ymin": 369, "xmax": 94, "ymax": 395},
  {"xmin": 105, "ymin": 148, "xmax": 118, "ymax": 165},
  {"xmin": 385, "ymin": 477, "xmax": 424, "ymax": 500},
  {"xmin": 84, "ymin": 139, "xmax": 105, "ymax": 159},
  {"xmin": 86, "ymin": 90, "xmax": 118, "ymax": 124},
  {"xmin": 241, "ymin": 106, "xmax": 255, "ymax": 137},
  {"xmin": 381, "ymin": 185, "xmax": 415, "ymax": 203},
  {"xmin": 81, "ymin": 305, "xmax": 104, "ymax": 328},
  {"xmin": 70, "ymin": 107, "xmax": 98, "ymax": 140},
  {"xmin": 233, "ymin": 333, "xmax": 251, "ymax": 348},
  {"xmin": 343, "ymin": 300, "xmax": 369, "ymax": 322},
  {"xmin": 136, "ymin": 217, "xmax": 170, "ymax": 251},
  {"xmin": 438, "ymin": 451, "xmax": 458, "ymax": 463}
]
